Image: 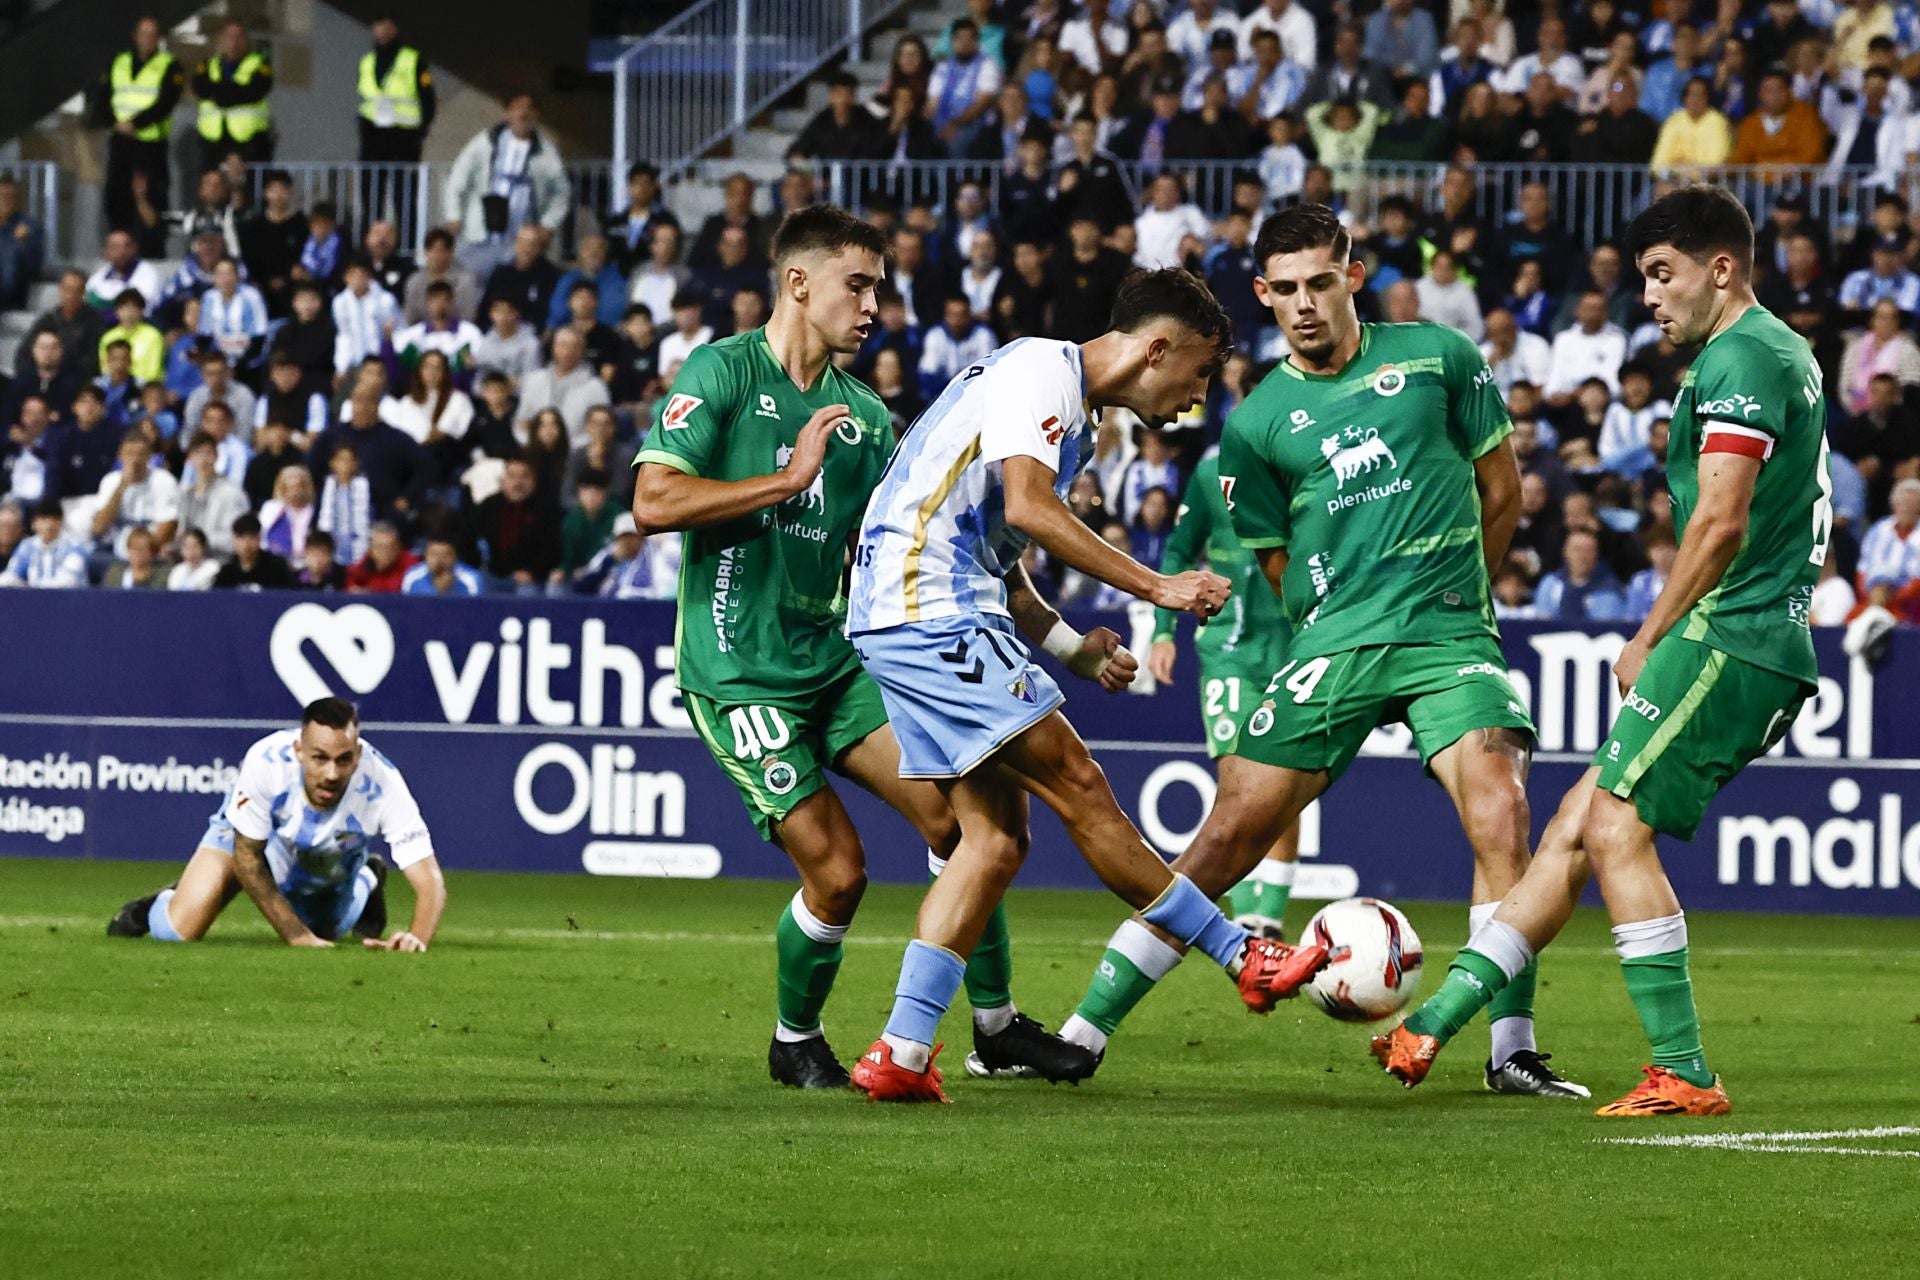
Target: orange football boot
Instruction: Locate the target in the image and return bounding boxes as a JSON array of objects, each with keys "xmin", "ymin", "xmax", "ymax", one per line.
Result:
[
  {"xmin": 1594, "ymin": 1066, "xmax": 1732, "ymax": 1117},
  {"xmin": 1237, "ymin": 936, "xmax": 1330, "ymax": 1013},
  {"xmin": 1370, "ymin": 1023, "xmax": 1441, "ymax": 1088},
  {"xmin": 851, "ymin": 1039, "xmax": 950, "ymax": 1103}
]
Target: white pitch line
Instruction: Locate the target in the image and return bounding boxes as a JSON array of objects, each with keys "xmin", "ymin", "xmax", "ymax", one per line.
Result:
[{"xmin": 1601, "ymin": 1127, "xmax": 1920, "ymax": 1158}]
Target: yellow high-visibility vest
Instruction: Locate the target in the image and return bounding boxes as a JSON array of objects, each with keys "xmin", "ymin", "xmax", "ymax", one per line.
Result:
[
  {"xmin": 110, "ymin": 50, "xmax": 176, "ymax": 142},
  {"xmin": 197, "ymin": 52, "xmax": 270, "ymax": 143},
  {"xmin": 358, "ymin": 46, "xmax": 422, "ymax": 129}
]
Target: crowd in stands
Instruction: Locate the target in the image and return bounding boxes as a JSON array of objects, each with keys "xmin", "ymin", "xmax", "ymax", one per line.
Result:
[{"xmin": 3, "ymin": 2, "xmax": 1920, "ymax": 623}]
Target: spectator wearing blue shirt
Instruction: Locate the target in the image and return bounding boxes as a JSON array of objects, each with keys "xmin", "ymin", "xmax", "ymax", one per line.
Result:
[
  {"xmin": 50, "ymin": 385, "xmax": 121, "ymax": 501},
  {"xmin": 402, "ymin": 536, "xmax": 482, "ymax": 596},
  {"xmin": 1203, "ymin": 210, "xmax": 1264, "ymax": 351},
  {"xmin": 95, "ymin": 341, "xmax": 141, "ymax": 429},
  {"xmin": 1534, "ymin": 528, "xmax": 1629, "ymax": 621},
  {"xmin": 298, "ymin": 203, "xmax": 342, "ymax": 289},
  {"xmin": 917, "ymin": 295, "xmax": 995, "ymax": 399},
  {"xmin": 198, "ymin": 257, "xmax": 269, "ymax": 371},
  {"xmin": 1838, "ymin": 234, "xmax": 1920, "ymax": 324},
  {"xmin": 1625, "ymin": 532, "xmax": 1674, "ymax": 622},
  {"xmin": 546, "ymin": 234, "xmax": 627, "ymax": 330},
  {"xmin": 1639, "ymin": 24, "xmax": 1703, "ymax": 124},
  {"xmin": 0, "ymin": 500, "xmax": 87, "ymax": 588},
  {"xmin": 0, "ymin": 176, "xmax": 45, "ymax": 310},
  {"xmin": 1365, "ymin": 0, "xmax": 1440, "ymax": 78}
]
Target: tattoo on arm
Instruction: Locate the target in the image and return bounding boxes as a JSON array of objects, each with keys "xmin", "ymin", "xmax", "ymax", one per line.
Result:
[{"xmin": 231, "ymin": 833, "xmax": 313, "ymax": 942}]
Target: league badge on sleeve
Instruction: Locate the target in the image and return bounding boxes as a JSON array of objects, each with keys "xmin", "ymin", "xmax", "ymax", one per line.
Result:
[{"xmin": 662, "ymin": 394, "xmax": 705, "ymax": 429}]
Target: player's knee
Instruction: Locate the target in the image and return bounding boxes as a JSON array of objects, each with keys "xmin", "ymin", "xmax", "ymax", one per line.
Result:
[
  {"xmin": 1054, "ymin": 748, "xmax": 1109, "ymax": 803},
  {"xmin": 974, "ymin": 828, "xmax": 1031, "ymax": 882},
  {"xmin": 1463, "ymin": 785, "xmax": 1530, "ymax": 866},
  {"xmin": 1580, "ymin": 797, "xmax": 1639, "ymax": 870},
  {"xmin": 811, "ymin": 861, "xmax": 868, "ymax": 919}
]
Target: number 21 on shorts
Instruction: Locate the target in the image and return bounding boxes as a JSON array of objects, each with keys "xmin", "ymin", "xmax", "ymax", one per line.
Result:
[{"xmin": 1266, "ymin": 656, "xmax": 1331, "ymax": 705}]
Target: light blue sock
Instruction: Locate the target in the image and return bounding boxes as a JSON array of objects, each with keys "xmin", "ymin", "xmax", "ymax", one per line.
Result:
[
  {"xmin": 147, "ymin": 889, "xmax": 183, "ymax": 942},
  {"xmin": 882, "ymin": 940, "xmax": 968, "ymax": 1048},
  {"xmin": 1141, "ymin": 874, "xmax": 1248, "ymax": 970},
  {"xmin": 337, "ymin": 865, "xmax": 376, "ymax": 935}
]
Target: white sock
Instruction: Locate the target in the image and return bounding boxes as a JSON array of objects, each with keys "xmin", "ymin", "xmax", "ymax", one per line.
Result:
[
  {"xmin": 1470, "ymin": 902, "xmax": 1537, "ymax": 1064},
  {"xmin": 1251, "ymin": 858, "xmax": 1297, "ymax": 887},
  {"xmin": 1611, "ymin": 911, "xmax": 1688, "ymax": 959},
  {"xmin": 788, "ymin": 889, "xmax": 849, "ymax": 945},
  {"xmin": 973, "ymin": 1002, "xmax": 1017, "ymax": 1035},
  {"xmin": 773, "ymin": 1021, "xmax": 822, "ymax": 1043},
  {"xmin": 881, "ymin": 1032, "xmax": 930, "ymax": 1072},
  {"xmin": 1058, "ymin": 1013, "xmax": 1108, "ymax": 1055},
  {"xmin": 927, "ymin": 849, "xmax": 947, "ymax": 877}
]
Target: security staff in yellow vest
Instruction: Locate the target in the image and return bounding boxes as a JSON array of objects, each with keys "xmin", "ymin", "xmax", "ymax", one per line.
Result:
[
  {"xmin": 356, "ymin": 15, "xmax": 436, "ymax": 244},
  {"xmin": 193, "ymin": 20, "xmax": 274, "ymax": 171},
  {"xmin": 93, "ymin": 16, "xmax": 185, "ymax": 253}
]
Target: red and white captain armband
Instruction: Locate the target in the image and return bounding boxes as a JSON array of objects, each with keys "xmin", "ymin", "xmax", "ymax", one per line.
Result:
[{"xmin": 1700, "ymin": 422, "xmax": 1775, "ymax": 462}]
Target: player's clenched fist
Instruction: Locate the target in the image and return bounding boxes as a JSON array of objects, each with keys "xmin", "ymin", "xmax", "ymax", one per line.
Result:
[
  {"xmin": 1152, "ymin": 569, "xmax": 1231, "ymax": 622},
  {"xmin": 780, "ymin": 402, "xmax": 852, "ymax": 498}
]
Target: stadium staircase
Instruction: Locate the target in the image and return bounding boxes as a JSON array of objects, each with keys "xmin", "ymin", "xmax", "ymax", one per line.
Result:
[{"xmin": 662, "ymin": 0, "xmax": 972, "ymax": 231}]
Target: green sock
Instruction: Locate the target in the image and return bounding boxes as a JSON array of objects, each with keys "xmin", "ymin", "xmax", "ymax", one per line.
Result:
[
  {"xmin": 1621, "ymin": 949, "xmax": 1713, "ymax": 1086},
  {"xmin": 963, "ymin": 903, "xmax": 1014, "ymax": 1011},
  {"xmin": 774, "ymin": 900, "xmax": 843, "ymax": 1033},
  {"xmin": 1404, "ymin": 949, "xmax": 1508, "ymax": 1045},
  {"xmin": 1487, "ymin": 959, "xmax": 1537, "ymax": 1025},
  {"xmin": 1075, "ymin": 948, "xmax": 1160, "ymax": 1035},
  {"xmin": 1225, "ymin": 867, "xmax": 1293, "ymax": 925},
  {"xmin": 1224, "ymin": 880, "xmax": 1260, "ymax": 919}
]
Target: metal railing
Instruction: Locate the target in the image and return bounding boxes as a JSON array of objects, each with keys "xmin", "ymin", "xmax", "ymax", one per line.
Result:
[
  {"xmin": 604, "ymin": 0, "xmax": 911, "ymax": 195},
  {"xmin": 2, "ymin": 160, "xmax": 62, "ymax": 266},
  {"xmin": 809, "ymin": 159, "xmax": 1918, "ymax": 254}
]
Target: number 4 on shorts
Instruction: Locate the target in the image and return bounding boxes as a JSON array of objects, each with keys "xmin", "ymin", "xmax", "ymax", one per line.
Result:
[{"xmin": 1266, "ymin": 656, "xmax": 1331, "ymax": 705}]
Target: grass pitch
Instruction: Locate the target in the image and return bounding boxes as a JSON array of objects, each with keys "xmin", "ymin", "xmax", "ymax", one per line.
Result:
[{"xmin": 2, "ymin": 858, "xmax": 1916, "ymax": 1278}]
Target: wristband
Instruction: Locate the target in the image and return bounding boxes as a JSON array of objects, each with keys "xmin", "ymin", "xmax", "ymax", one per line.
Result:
[{"xmin": 1041, "ymin": 618, "xmax": 1085, "ymax": 660}]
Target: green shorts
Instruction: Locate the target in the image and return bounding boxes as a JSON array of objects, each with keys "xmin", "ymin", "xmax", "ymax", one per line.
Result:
[
  {"xmin": 682, "ymin": 665, "xmax": 890, "ymax": 840},
  {"xmin": 1197, "ymin": 637, "xmax": 1291, "ymax": 760},
  {"xmin": 1231, "ymin": 635, "xmax": 1535, "ymax": 782},
  {"xmin": 1593, "ymin": 635, "xmax": 1811, "ymax": 840}
]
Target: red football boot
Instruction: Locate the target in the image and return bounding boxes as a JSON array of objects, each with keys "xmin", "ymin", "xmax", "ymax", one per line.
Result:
[
  {"xmin": 1236, "ymin": 936, "xmax": 1330, "ymax": 1013},
  {"xmin": 1370, "ymin": 1023, "xmax": 1441, "ymax": 1088},
  {"xmin": 851, "ymin": 1038, "xmax": 950, "ymax": 1103}
]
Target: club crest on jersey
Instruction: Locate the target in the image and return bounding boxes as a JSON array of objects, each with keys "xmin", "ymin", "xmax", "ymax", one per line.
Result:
[
  {"xmin": 763, "ymin": 757, "xmax": 798, "ymax": 796},
  {"xmin": 1007, "ymin": 674, "xmax": 1038, "ymax": 704},
  {"xmin": 1370, "ymin": 366, "xmax": 1407, "ymax": 397},
  {"xmin": 835, "ymin": 417, "xmax": 864, "ymax": 445},
  {"xmin": 662, "ymin": 394, "xmax": 703, "ymax": 429},
  {"xmin": 774, "ymin": 444, "xmax": 826, "ymax": 512},
  {"xmin": 1211, "ymin": 716, "xmax": 1236, "ymax": 743},
  {"xmin": 1321, "ymin": 428, "xmax": 1398, "ymax": 488},
  {"xmin": 1248, "ymin": 703, "xmax": 1275, "ymax": 737},
  {"xmin": 755, "ymin": 393, "xmax": 781, "ymax": 420}
]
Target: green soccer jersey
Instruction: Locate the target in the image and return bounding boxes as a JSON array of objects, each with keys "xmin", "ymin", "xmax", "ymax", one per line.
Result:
[
  {"xmin": 1216, "ymin": 322, "xmax": 1511, "ymax": 661},
  {"xmin": 1152, "ymin": 450, "xmax": 1289, "ymax": 657},
  {"xmin": 1666, "ymin": 304, "xmax": 1828, "ymax": 686},
  {"xmin": 633, "ymin": 329, "xmax": 894, "ymax": 704}
]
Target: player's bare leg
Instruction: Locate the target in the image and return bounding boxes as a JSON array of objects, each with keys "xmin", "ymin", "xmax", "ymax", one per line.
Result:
[
  {"xmin": 1422, "ymin": 728, "xmax": 1587, "ymax": 1098},
  {"xmin": 107, "ymin": 845, "xmax": 242, "ymax": 940},
  {"xmin": 839, "ymin": 729, "xmax": 1060, "ymax": 1078},
  {"xmin": 1225, "ymin": 824, "xmax": 1300, "ymax": 939},
  {"xmin": 761, "ymin": 786, "xmax": 869, "ymax": 1088},
  {"xmin": 1057, "ymin": 753, "xmax": 1331, "ymax": 1058}
]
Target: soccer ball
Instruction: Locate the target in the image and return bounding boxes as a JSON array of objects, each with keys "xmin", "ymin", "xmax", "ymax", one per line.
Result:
[{"xmin": 1301, "ymin": 898, "xmax": 1424, "ymax": 1022}]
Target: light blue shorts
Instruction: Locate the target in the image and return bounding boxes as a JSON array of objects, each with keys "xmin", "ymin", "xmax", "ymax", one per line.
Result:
[
  {"xmin": 851, "ymin": 614, "xmax": 1065, "ymax": 779},
  {"xmin": 199, "ymin": 809, "xmax": 375, "ymax": 940}
]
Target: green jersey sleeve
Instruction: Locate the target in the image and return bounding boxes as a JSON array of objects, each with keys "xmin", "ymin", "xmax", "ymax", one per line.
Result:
[
  {"xmin": 1690, "ymin": 331, "xmax": 1793, "ymax": 448},
  {"xmin": 1440, "ymin": 327, "xmax": 1513, "ymax": 460},
  {"xmin": 1219, "ymin": 408, "xmax": 1291, "ymax": 551},
  {"xmin": 632, "ymin": 344, "xmax": 740, "ymax": 477},
  {"xmin": 1153, "ymin": 466, "xmax": 1214, "ymax": 641}
]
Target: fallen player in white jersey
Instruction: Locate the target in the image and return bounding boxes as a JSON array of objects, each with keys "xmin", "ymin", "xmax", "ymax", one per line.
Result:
[{"xmin": 108, "ymin": 697, "xmax": 446, "ymax": 950}]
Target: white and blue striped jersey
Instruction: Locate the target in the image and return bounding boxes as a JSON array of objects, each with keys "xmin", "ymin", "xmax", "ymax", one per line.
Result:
[
  {"xmin": 848, "ymin": 337, "xmax": 1093, "ymax": 632},
  {"xmin": 225, "ymin": 729, "xmax": 435, "ymax": 885},
  {"xmin": 1857, "ymin": 514, "xmax": 1920, "ymax": 592}
]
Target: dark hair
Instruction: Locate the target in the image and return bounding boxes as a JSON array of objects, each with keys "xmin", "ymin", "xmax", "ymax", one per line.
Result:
[
  {"xmin": 628, "ymin": 161, "xmax": 660, "ymax": 183},
  {"xmin": 1254, "ymin": 203, "xmax": 1351, "ymax": 268},
  {"xmin": 73, "ymin": 383, "xmax": 104, "ymax": 404},
  {"xmin": 569, "ymin": 280, "xmax": 598, "ymax": 298},
  {"xmin": 426, "ymin": 279, "xmax": 454, "ymax": 298},
  {"xmin": 261, "ymin": 168, "xmax": 292, "ymax": 188},
  {"xmin": 1624, "ymin": 184, "xmax": 1753, "ymax": 273},
  {"xmin": 114, "ymin": 288, "xmax": 146, "ymax": 310},
  {"xmin": 1108, "ymin": 268, "xmax": 1233, "ymax": 364},
  {"xmin": 310, "ymin": 200, "xmax": 337, "ymax": 222},
  {"xmin": 301, "ymin": 696, "xmax": 359, "ymax": 730},
  {"xmin": 951, "ymin": 16, "xmax": 978, "ymax": 35},
  {"xmin": 200, "ymin": 399, "xmax": 233, "ymax": 421},
  {"xmin": 187, "ymin": 429, "xmax": 219, "ymax": 453},
  {"xmin": 424, "ymin": 227, "xmax": 455, "ymax": 251},
  {"xmin": 828, "ymin": 70, "xmax": 857, "ymax": 89},
  {"xmin": 771, "ymin": 204, "xmax": 888, "ymax": 267},
  {"xmin": 105, "ymin": 338, "xmax": 132, "ymax": 354},
  {"xmin": 341, "ymin": 253, "xmax": 373, "ymax": 275},
  {"xmin": 578, "ymin": 467, "xmax": 611, "ymax": 490},
  {"xmin": 232, "ymin": 512, "xmax": 263, "ymax": 536},
  {"xmin": 307, "ymin": 529, "xmax": 336, "ymax": 554},
  {"xmin": 31, "ymin": 498, "xmax": 62, "ymax": 522}
]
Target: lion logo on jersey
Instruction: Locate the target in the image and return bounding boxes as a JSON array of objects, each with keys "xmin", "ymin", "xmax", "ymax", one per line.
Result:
[
  {"xmin": 1321, "ymin": 429, "xmax": 1398, "ymax": 489},
  {"xmin": 774, "ymin": 444, "xmax": 827, "ymax": 512}
]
